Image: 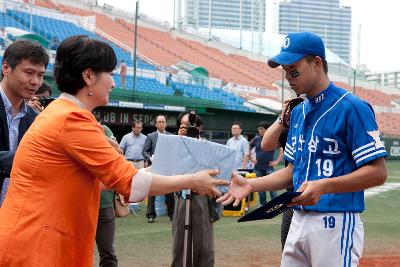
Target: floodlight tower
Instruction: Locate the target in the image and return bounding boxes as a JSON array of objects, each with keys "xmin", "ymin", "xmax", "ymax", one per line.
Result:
[
  {"xmin": 239, "ymin": 0, "xmax": 243, "ymax": 49},
  {"xmin": 133, "ymin": 0, "xmax": 139, "ymax": 91},
  {"xmin": 357, "ymin": 24, "xmax": 361, "ymax": 70},
  {"xmin": 353, "ymin": 24, "xmax": 361, "ymax": 95},
  {"xmin": 208, "ymin": 0, "xmax": 212, "ymax": 40},
  {"xmin": 176, "ymin": 0, "xmax": 182, "ymax": 31},
  {"xmin": 29, "ymin": 0, "xmax": 35, "ymax": 32}
]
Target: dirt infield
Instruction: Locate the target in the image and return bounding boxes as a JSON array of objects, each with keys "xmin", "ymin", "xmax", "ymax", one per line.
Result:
[
  {"xmin": 217, "ymin": 254, "xmax": 400, "ymax": 266},
  {"xmin": 360, "ymin": 239, "xmax": 400, "ymax": 266},
  {"xmin": 216, "ymin": 252, "xmax": 400, "ymax": 266},
  {"xmin": 214, "ymin": 239, "xmax": 400, "ymax": 267},
  {"xmin": 360, "ymin": 257, "xmax": 400, "ymax": 266}
]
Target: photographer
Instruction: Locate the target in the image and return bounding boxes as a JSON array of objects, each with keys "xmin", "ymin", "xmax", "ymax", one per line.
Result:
[{"xmin": 171, "ymin": 112, "xmax": 219, "ymax": 267}]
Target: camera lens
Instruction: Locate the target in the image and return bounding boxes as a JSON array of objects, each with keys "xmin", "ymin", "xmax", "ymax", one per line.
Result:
[{"xmin": 187, "ymin": 126, "xmax": 199, "ymax": 138}]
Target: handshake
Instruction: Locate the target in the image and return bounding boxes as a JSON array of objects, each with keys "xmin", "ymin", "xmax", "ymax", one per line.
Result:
[{"xmin": 181, "ymin": 169, "xmax": 250, "ymax": 204}]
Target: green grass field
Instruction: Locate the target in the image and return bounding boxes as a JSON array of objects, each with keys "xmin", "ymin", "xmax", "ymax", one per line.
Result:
[{"xmin": 94, "ymin": 160, "xmax": 400, "ymax": 266}]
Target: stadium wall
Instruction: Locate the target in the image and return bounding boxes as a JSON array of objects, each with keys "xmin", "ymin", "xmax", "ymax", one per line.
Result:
[{"xmin": 93, "ymin": 106, "xmax": 273, "ymax": 144}]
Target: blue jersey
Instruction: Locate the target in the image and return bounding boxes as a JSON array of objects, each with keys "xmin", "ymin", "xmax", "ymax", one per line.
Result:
[{"xmin": 284, "ymin": 82, "xmax": 387, "ymax": 213}]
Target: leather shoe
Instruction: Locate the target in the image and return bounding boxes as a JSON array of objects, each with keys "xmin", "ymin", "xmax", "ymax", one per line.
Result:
[{"xmin": 148, "ymin": 217, "xmax": 155, "ymax": 223}]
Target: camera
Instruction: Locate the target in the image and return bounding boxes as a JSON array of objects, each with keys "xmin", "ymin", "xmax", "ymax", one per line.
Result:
[
  {"xmin": 186, "ymin": 110, "xmax": 200, "ymax": 138},
  {"xmin": 38, "ymin": 97, "xmax": 55, "ymax": 108}
]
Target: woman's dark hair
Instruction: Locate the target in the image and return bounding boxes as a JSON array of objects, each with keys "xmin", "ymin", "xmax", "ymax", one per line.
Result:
[
  {"xmin": 54, "ymin": 35, "xmax": 117, "ymax": 95},
  {"xmin": 1, "ymin": 40, "xmax": 49, "ymax": 79}
]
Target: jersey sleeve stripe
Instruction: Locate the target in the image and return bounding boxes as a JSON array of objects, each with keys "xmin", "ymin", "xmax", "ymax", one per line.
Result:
[
  {"xmin": 286, "ymin": 142, "xmax": 294, "ymax": 150},
  {"xmin": 352, "ymin": 142, "xmax": 374, "ymax": 156},
  {"xmin": 285, "ymin": 149, "xmax": 294, "ymax": 157},
  {"xmin": 355, "ymin": 149, "xmax": 387, "ymax": 164},
  {"xmin": 285, "ymin": 144, "xmax": 294, "ymax": 154},
  {"xmin": 353, "ymin": 146, "xmax": 376, "ymax": 160},
  {"xmin": 284, "ymin": 151, "xmax": 294, "ymax": 161}
]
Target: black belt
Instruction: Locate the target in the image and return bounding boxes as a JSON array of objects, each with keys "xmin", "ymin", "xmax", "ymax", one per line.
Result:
[{"xmin": 127, "ymin": 159, "xmax": 144, "ymax": 162}]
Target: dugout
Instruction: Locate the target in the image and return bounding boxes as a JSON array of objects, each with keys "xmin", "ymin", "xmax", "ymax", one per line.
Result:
[{"xmin": 93, "ymin": 105, "xmax": 275, "ymax": 143}]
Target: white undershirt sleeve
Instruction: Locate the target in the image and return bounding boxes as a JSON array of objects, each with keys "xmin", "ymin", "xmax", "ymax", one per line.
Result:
[{"xmin": 129, "ymin": 168, "xmax": 153, "ymax": 202}]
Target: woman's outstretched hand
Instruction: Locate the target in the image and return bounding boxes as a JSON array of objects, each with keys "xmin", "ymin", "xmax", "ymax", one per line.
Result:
[{"xmin": 191, "ymin": 169, "xmax": 229, "ymax": 198}]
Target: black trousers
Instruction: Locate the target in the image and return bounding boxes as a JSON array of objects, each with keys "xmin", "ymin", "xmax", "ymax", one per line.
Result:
[
  {"xmin": 146, "ymin": 193, "xmax": 175, "ymax": 219},
  {"xmin": 96, "ymin": 206, "xmax": 118, "ymax": 267}
]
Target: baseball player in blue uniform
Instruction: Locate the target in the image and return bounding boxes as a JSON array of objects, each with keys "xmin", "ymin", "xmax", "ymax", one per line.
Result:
[{"xmin": 218, "ymin": 32, "xmax": 388, "ymax": 266}]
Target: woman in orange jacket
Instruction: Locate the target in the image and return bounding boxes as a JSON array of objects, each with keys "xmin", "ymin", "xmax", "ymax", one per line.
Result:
[{"xmin": 0, "ymin": 35, "xmax": 228, "ymax": 266}]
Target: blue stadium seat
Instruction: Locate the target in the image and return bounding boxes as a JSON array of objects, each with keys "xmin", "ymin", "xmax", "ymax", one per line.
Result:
[{"xmin": 5, "ymin": 10, "xmax": 155, "ymax": 70}]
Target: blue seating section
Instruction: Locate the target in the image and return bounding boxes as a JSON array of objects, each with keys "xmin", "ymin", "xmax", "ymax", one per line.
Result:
[
  {"xmin": 2, "ymin": 9, "xmax": 253, "ymax": 112},
  {"xmin": 113, "ymin": 76, "xmax": 254, "ymax": 111},
  {"xmin": 0, "ymin": 12, "xmax": 29, "ymax": 30},
  {"xmin": 0, "ymin": 37, "xmax": 5, "ymax": 48},
  {"xmin": 173, "ymin": 82, "xmax": 254, "ymax": 112},
  {"xmin": 6, "ymin": 10, "xmax": 155, "ymax": 70},
  {"xmin": 113, "ymin": 75, "xmax": 174, "ymax": 95}
]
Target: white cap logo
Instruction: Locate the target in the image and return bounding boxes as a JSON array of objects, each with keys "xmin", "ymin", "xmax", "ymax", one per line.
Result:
[{"xmin": 283, "ymin": 37, "xmax": 290, "ymax": 49}]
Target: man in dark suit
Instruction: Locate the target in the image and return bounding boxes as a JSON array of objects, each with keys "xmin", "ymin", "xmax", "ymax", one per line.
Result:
[
  {"xmin": 142, "ymin": 114, "xmax": 175, "ymax": 222},
  {"xmin": 0, "ymin": 40, "xmax": 49, "ymax": 205}
]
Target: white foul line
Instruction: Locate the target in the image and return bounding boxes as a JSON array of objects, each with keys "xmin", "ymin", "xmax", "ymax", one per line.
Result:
[{"xmin": 365, "ymin": 182, "xmax": 400, "ymax": 198}]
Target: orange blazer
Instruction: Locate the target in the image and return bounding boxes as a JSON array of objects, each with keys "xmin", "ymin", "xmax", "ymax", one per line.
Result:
[{"xmin": 0, "ymin": 98, "xmax": 137, "ymax": 266}]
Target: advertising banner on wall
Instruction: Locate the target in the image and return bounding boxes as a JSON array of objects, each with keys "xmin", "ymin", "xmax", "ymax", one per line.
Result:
[{"xmin": 383, "ymin": 138, "xmax": 400, "ymax": 160}]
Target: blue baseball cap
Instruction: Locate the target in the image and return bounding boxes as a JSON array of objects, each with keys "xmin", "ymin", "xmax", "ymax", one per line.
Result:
[{"xmin": 268, "ymin": 32, "xmax": 326, "ymax": 68}]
